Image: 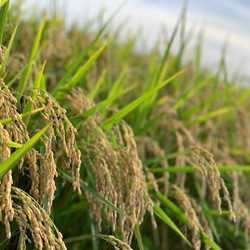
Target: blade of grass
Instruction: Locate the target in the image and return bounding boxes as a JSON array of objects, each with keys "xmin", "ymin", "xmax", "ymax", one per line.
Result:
[
  {"xmin": 52, "ymin": 41, "xmax": 109, "ymax": 102},
  {"xmin": 64, "ymin": 234, "xmax": 105, "ymax": 244},
  {"xmin": 0, "ymin": 0, "xmax": 8, "ymax": 8},
  {"xmin": 16, "ymin": 21, "xmax": 45, "ymax": 104},
  {"xmin": 199, "ymin": 232, "xmax": 221, "ymax": 250},
  {"xmin": 22, "ymin": 61, "xmax": 46, "ymax": 126},
  {"xmin": 152, "ymin": 200, "xmax": 191, "ymax": 246},
  {"xmin": 7, "ymin": 141, "xmax": 22, "ymax": 148},
  {"xmin": 0, "ymin": 24, "xmax": 18, "ymax": 78},
  {"xmin": 0, "ymin": 123, "xmax": 51, "ymax": 180},
  {"xmin": 134, "ymin": 223, "xmax": 144, "ymax": 250},
  {"xmin": 101, "ymin": 68, "xmax": 128, "ymax": 118},
  {"xmin": 151, "ymin": 189, "xmax": 187, "ymax": 224},
  {"xmin": 37, "ymin": 60, "xmax": 46, "ymax": 92},
  {"xmin": 89, "ymin": 211, "xmax": 98, "ymax": 250},
  {"xmin": 150, "ymin": 165, "xmax": 250, "ymax": 173},
  {"xmin": 108, "ymin": 68, "xmax": 127, "ymax": 98},
  {"xmin": 0, "ymin": 0, "xmax": 9, "ymax": 45},
  {"xmin": 88, "ymin": 69, "xmax": 107, "ymax": 102},
  {"xmin": 143, "ymin": 150, "xmax": 191, "ymax": 166},
  {"xmin": 0, "ymin": 107, "xmax": 44, "ymax": 125},
  {"xmin": 103, "ymin": 66, "xmax": 188, "ymax": 130},
  {"xmin": 185, "ymin": 107, "xmax": 232, "ymax": 126}
]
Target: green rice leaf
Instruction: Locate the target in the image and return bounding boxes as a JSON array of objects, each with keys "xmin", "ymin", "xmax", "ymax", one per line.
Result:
[
  {"xmin": 103, "ymin": 66, "xmax": 188, "ymax": 130},
  {"xmin": 0, "ymin": 0, "xmax": 8, "ymax": 8},
  {"xmin": 108, "ymin": 68, "xmax": 127, "ymax": 98},
  {"xmin": 0, "ymin": 123, "xmax": 51, "ymax": 180},
  {"xmin": 0, "ymin": 23, "xmax": 18, "ymax": 77},
  {"xmin": 185, "ymin": 107, "xmax": 232, "ymax": 126},
  {"xmin": 0, "ymin": 0, "xmax": 9, "ymax": 45},
  {"xmin": 7, "ymin": 141, "xmax": 22, "ymax": 148},
  {"xmin": 143, "ymin": 150, "xmax": 191, "ymax": 166},
  {"xmin": 16, "ymin": 21, "xmax": 45, "ymax": 104},
  {"xmin": 199, "ymin": 231, "xmax": 221, "ymax": 250},
  {"xmin": 151, "ymin": 189, "xmax": 187, "ymax": 224},
  {"xmin": 22, "ymin": 61, "xmax": 46, "ymax": 126},
  {"xmin": 150, "ymin": 165, "xmax": 250, "ymax": 173},
  {"xmin": 88, "ymin": 69, "xmax": 107, "ymax": 102},
  {"xmin": 152, "ymin": 200, "xmax": 191, "ymax": 246},
  {"xmin": 134, "ymin": 223, "xmax": 144, "ymax": 250}
]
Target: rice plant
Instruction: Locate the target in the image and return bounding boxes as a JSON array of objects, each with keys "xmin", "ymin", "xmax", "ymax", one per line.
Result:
[{"xmin": 1, "ymin": 1, "xmax": 250, "ymax": 249}]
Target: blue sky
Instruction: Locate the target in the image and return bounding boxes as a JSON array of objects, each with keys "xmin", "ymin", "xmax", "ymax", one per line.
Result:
[{"xmin": 23, "ymin": 0, "xmax": 250, "ymax": 78}]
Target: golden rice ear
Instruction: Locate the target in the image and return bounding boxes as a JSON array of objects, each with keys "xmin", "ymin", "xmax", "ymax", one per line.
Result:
[
  {"xmin": 4, "ymin": 187, "xmax": 66, "ymax": 249},
  {"xmin": 170, "ymin": 185, "xmax": 203, "ymax": 250},
  {"xmin": 73, "ymin": 91, "xmax": 156, "ymax": 244},
  {"xmin": 100, "ymin": 235, "xmax": 133, "ymax": 250},
  {"xmin": 191, "ymin": 146, "xmax": 236, "ymax": 222},
  {"xmin": 0, "ymin": 92, "xmax": 15, "ymax": 240}
]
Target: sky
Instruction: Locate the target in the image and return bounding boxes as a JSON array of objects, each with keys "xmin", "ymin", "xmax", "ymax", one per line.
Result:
[{"xmin": 22, "ymin": 0, "xmax": 250, "ymax": 79}]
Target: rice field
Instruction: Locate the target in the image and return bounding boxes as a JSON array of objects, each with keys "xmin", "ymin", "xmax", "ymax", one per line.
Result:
[{"xmin": 1, "ymin": 1, "xmax": 250, "ymax": 249}]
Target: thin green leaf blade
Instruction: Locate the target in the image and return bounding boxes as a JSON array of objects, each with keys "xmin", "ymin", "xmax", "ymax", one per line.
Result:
[
  {"xmin": 149, "ymin": 166, "xmax": 250, "ymax": 173},
  {"xmin": 134, "ymin": 223, "xmax": 144, "ymax": 250},
  {"xmin": 185, "ymin": 107, "xmax": 233, "ymax": 126},
  {"xmin": 23, "ymin": 61, "xmax": 46, "ymax": 126},
  {"xmin": 200, "ymin": 231, "xmax": 221, "ymax": 250},
  {"xmin": 0, "ymin": 123, "xmax": 51, "ymax": 180},
  {"xmin": 0, "ymin": 24, "xmax": 18, "ymax": 78},
  {"xmin": 7, "ymin": 141, "xmax": 22, "ymax": 148},
  {"xmin": 88, "ymin": 69, "xmax": 107, "ymax": 102},
  {"xmin": 152, "ymin": 201, "xmax": 191, "ymax": 246},
  {"xmin": 0, "ymin": 0, "xmax": 8, "ymax": 8},
  {"xmin": 0, "ymin": 0, "xmax": 9, "ymax": 45},
  {"xmin": 16, "ymin": 21, "xmax": 45, "ymax": 104}
]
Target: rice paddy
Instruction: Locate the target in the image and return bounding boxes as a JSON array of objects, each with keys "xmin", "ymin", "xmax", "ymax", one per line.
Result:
[{"xmin": 0, "ymin": 1, "xmax": 250, "ymax": 249}]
